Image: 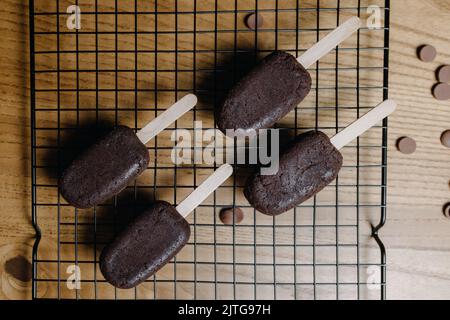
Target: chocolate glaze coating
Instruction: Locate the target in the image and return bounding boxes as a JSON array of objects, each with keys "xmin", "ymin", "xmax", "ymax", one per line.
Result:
[
  {"xmin": 244, "ymin": 131, "xmax": 343, "ymax": 216},
  {"xmin": 60, "ymin": 126, "xmax": 149, "ymax": 209},
  {"xmin": 100, "ymin": 201, "xmax": 191, "ymax": 289},
  {"xmin": 217, "ymin": 51, "xmax": 312, "ymax": 133}
]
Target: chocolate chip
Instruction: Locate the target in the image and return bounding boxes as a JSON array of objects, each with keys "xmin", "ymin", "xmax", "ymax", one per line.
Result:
[
  {"xmin": 441, "ymin": 130, "xmax": 450, "ymax": 148},
  {"xmin": 219, "ymin": 207, "xmax": 244, "ymax": 225},
  {"xmin": 437, "ymin": 65, "xmax": 450, "ymax": 83},
  {"xmin": 396, "ymin": 137, "xmax": 416, "ymax": 155},
  {"xmin": 417, "ymin": 45, "xmax": 437, "ymax": 62},
  {"xmin": 443, "ymin": 203, "xmax": 450, "ymax": 219},
  {"xmin": 433, "ymin": 83, "xmax": 450, "ymax": 100},
  {"xmin": 245, "ymin": 13, "xmax": 264, "ymax": 30}
]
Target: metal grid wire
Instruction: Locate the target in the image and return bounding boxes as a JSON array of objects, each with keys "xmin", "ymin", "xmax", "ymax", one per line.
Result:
[{"xmin": 30, "ymin": 0, "xmax": 390, "ymax": 300}]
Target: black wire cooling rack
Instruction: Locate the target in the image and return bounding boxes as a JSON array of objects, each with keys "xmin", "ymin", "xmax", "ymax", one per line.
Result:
[{"xmin": 30, "ymin": 0, "xmax": 390, "ymax": 300}]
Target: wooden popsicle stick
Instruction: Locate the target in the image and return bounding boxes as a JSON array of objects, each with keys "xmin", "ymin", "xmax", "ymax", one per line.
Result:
[
  {"xmin": 136, "ymin": 94, "xmax": 198, "ymax": 144},
  {"xmin": 297, "ymin": 17, "xmax": 361, "ymax": 69},
  {"xmin": 176, "ymin": 164, "xmax": 234, "ymax": 218},
  {"xmin": 330, "ymin": 99, "xmax": 397, "ymax": 150}
]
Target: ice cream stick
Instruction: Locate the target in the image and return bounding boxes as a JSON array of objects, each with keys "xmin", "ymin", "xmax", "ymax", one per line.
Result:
[
  {"xmin": 176, "ymin": 164, "xmax": 234, "ymax": 218},
  {"xmin": 136, "ymin": 94, "xmax": 198, "ymax": 144},
  {"xmin": 297, "ymin": 16, "xmax": 362, "ymax": 69},
  {"xmin": 330, "ymin": 99, "xmax": 397, "ymax": 151}
]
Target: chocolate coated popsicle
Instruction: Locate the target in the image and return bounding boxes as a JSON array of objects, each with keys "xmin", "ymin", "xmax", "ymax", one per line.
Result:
[
  {"xmin": 217, "ymin": 17, "xmax": 361, "ymax": 134},
  {"xmin": 60, "ymin": 126, "xmax": 149, "ymax": 209},
  {"xmin": 245, "ymin": 131, "xmax": 342, "ymax": 215},
  {"xmin": 59, "ymin": 94, "xmax": 197, "ymax": 209},
  {"xmin": 245, "ymin": 100, "xmax": 397, "ymax": 216},
  {"xmin": 100, "ymin": 201, "xmax": 190, "ymax": 289},
  {"xmin": 218, "ymin": 51, "xmax": 312, "ymax": 132},
  {"xmin": 100, "ymin": 164, "xmax": 233, "ymax": 289}
]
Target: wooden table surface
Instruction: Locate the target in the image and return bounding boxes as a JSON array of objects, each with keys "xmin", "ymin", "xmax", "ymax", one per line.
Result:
[{"xmin": 1, "ymin": 0, "xmax": 450, "ymax": 300}]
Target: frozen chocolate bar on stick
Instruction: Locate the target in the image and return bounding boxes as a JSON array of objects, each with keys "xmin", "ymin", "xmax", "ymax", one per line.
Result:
[
  {"xmin": 60, "ymin": 94, "xmax": 197, "ymax": 209},
  {"xmin": 100, "ymin": 164, "xmax": 233, "ymax": 289},
  {"xmin": 244, "ymin": 100, "xmax": 396, "ymax": 216},
  {"xmin": 217, "ymin": 17, "xmax": 362, "ymax": 134}
]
